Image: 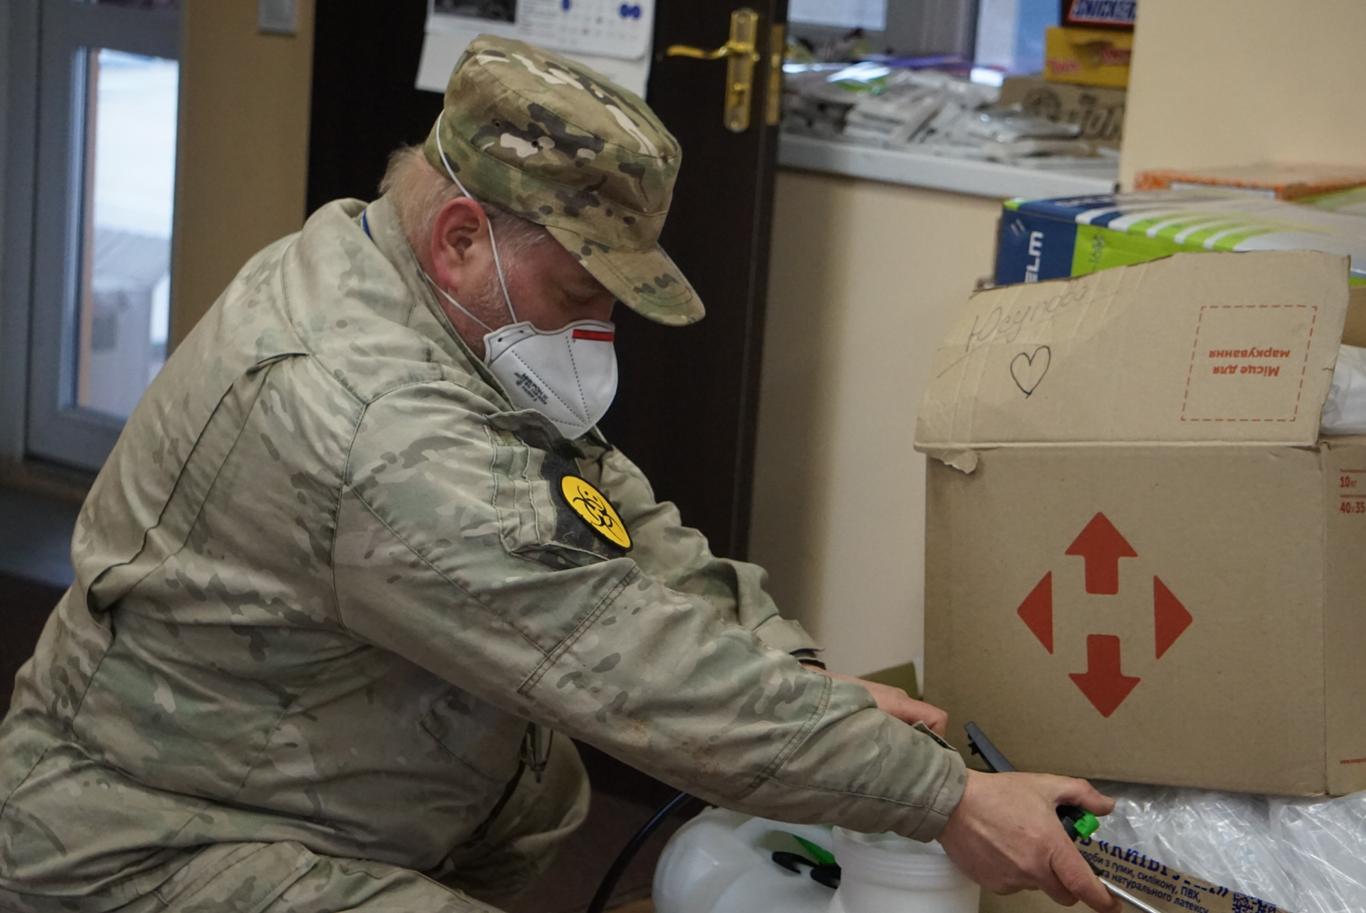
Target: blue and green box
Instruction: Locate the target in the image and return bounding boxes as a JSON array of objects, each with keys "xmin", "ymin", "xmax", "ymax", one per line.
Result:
[{"xmin": 995, "ymin": 190, "xmax": 1366, "ymax": 287}]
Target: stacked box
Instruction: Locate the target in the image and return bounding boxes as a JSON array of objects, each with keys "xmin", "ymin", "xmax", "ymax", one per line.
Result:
[
  {"xmin": 1060, "ymin": 0, "xmax": 1136, "ymax": 30},
  {"xmin": 1135, "ymin": 163, "xmax": 1366, "ymax": 200},
  {"xmin": 1044, "ymin": 26, "xmax": 1132, "ymax": 87},
  {"xmin": 994, "ymin": 189, "xmax": 1366, "ymax": 286},
  {"xmin": 916, "ymin": 251, "xmax": 1366, "ymax": 805}
]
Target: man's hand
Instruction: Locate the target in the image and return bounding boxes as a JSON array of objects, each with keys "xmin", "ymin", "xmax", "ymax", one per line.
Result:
[
  {"xmin": 810, "ymin": 667, "xmax": 949, "ymax": 737},
  {"xmin": 938, "ymin": 769, "xmax": 1121, "ymax": 913}
]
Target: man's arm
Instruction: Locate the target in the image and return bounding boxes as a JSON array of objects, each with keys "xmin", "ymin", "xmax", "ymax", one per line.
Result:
[
  {"xmin": 584, "ymin": 445, "xmax": 952, "ymax": 736},
  {"xmin": 583, "ymin": 444, "xmax": 818, "ymax": 657},
  {"xmin": 332, "ymin": 386, "xmax": 964, "ymax": 840}
]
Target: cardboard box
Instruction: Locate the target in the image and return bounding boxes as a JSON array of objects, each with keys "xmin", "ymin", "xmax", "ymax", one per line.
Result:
[
  {"xmin": 1136, "ymin": 163, "xmax": 1366, "ymax": 200},
  {"xmin": 916, "ymin": 251, "xmax": 1366, "ymax": 797},
  {"xmin": 997, "ymin": 76, "xmax": 1126, "ymax": 149},
  {"xmin": 1044, "ymin": 26, "xmax": 1132, "ymax": 88},
  {"xmin": 993, "ymin": 190, "xmax": 1366, "ymax": 287}
]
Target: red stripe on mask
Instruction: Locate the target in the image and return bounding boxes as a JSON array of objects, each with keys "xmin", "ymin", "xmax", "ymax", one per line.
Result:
[{"xmin": 572, "ymin": 329, "xmax": 615, "ymax": 342}]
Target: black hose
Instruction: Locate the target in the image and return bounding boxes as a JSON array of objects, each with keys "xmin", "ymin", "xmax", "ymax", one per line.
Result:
[{"xmin": 584, "ymin": 790, "xmax": 696, "ymax": 913}]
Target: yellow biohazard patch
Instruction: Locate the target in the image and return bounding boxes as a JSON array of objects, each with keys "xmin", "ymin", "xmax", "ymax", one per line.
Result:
[{"xmin": 559, "ymin": 475, "xmax": 632, "ymax": 551}]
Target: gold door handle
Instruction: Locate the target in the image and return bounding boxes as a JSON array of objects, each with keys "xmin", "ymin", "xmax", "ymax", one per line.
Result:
[
  {"xmin": 665, "ymin": 8, "xmax": 760, "ymax": 132},
  {"xmin": 665, "ymin": 41, "xmax": 755, "ymax": 62}
]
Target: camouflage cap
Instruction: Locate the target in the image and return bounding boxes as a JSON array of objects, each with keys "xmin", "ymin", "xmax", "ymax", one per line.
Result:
[{"xmin": 423, "ymin": 35, "xmax": 703, "ymax": 326}]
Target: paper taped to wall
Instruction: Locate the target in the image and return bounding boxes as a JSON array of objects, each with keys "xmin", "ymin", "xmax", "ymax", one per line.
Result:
[{"xmin": 416, "ymin": 0, "xmax": 654, "ymax": 97}]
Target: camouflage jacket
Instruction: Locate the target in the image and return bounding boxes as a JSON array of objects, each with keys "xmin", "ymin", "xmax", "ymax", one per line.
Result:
[{"xmin": 0, "ymin": 196, "xmax": 965, "ymax": 906}]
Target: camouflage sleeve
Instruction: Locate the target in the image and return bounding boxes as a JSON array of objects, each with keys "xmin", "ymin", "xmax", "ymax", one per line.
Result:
[
  {"xmin": 584, "ymin": 445, "xmax": 820, "ymax": 658},
  {"xmin": 333, "ymin": 385, "xmax": 965, "ymax": 840}
]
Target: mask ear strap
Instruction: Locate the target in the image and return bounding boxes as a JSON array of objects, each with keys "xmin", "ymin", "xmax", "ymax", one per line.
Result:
[
  {"xmin": 434, "ymin": 111, "xmax": 519, "ymax": 327},
  {"xmin": 418, "ymin": 268, "xmax": 496, "ymax": 335}
]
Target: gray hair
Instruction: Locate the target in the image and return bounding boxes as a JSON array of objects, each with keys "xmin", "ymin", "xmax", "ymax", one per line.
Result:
[{"xmin": 378, "ymin": 145, "xmax": 552, "ymax": 266}]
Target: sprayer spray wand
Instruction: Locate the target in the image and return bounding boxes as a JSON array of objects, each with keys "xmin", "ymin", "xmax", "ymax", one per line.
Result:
[{"xmin": 963, "ymin": 722, "xmax": 1166, "ymax": 913}]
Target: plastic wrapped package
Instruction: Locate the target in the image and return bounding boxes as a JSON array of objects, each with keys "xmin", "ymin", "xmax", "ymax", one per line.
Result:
[
  {"xmin": 958, "ymin": 110, "xmax": 1081, "ymax": 144},
  {"xmin": 846, "ymin": 93, "xmax": 943, "ymax": 144},
  {"xmin": 1322, "ymin": 345, "xmax": 1366, "ymax": 435},
  {"xmin": 1093, "ymin": 782, "xmax": 1366, "ymax": 913},
  {"xmin": 898, "ymin": 69, "xmax": 997, "ymax": 109}
]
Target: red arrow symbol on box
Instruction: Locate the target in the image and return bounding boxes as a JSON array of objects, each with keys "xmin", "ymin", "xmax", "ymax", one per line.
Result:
[
  {"xmin": 1069, "ymin": 634, "xmax": 1141, "ymax": 717},
  {"xmin": 1153, "ymin": 576, "xmax": 1192, "ymax": 659},
  {"xmin": 1018, "ymin": 572, "xmax": 1054, "ymax": 653},
  {"xmin": 1065, "ymin": 513, "xmax": 1137, "ymax": 595}
]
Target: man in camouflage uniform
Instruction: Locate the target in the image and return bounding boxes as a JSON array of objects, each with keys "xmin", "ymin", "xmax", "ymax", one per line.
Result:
[{"xmin": 0, "ymin": 37, "xmax": 1119, "ymax": 913}]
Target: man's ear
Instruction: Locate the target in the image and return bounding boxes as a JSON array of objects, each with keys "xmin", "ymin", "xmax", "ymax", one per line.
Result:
[{"xmin": 429, "ymin": 196, "xmax": 487, "ymax": 294}]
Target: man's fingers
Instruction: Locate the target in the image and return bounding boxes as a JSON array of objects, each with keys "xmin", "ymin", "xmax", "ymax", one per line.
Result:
[
  {"xmin": 829, "ymin": 674, "xmax": 951, "ymax": 736},
  {"xmin": 1052, "ymin": 844, "xmax": 1120, "ymax": 913},
  {"xmin": 908, "ymin": 700, "xmax": 948, "ymax": 736},
  {"xmin": 1050, "ymin": 776, "xmax": 1116, "ymax": 816},
  {"xmin": 1037, "ymin": 881, "xmax": 1080, "ymax": 907}
]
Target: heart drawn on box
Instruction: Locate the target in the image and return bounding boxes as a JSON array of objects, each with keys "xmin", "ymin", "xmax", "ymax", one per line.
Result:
[{"xmin": 1010, "ymin": 346, "xmax": 1052, "ymax": 398}]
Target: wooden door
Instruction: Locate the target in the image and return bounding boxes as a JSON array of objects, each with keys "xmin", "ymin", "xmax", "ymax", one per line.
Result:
[
  {"xmin": 602, "ymin": 0, "xmax": 787, "ymax": 561},
  {"xmin": 307, "ymin": 0, "xmax": 788, "ymax": 561}
]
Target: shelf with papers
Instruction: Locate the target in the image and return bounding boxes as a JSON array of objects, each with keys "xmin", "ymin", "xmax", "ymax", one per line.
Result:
[{"xmin": 778, "ymin": 133, "xmax": 1118, "ymax": 200}]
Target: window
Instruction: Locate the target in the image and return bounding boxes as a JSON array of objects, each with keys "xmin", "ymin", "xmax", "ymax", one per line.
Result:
[
  {"xmin": 787, "ymin": 0, "xmax": 978, "ymax": 60},
  {"xmin": 790, "ymin": 0, "xmax": 888, "ymax": 31},
  {"xmin": 3, "ymin": 0, "xmax": 180, "ymax": 473}
]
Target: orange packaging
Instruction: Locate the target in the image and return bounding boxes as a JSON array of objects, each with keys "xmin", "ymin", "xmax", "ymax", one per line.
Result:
[{"xmin": 1136, "ymin": 163, "xmax": 1366, "ymax": 200}]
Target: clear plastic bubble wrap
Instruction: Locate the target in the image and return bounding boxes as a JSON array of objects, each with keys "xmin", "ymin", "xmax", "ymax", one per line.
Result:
[
  {"xmin": 1094, "ymin": 782, "xmax": 1366, "ymax": 913},
  {"xmin": 1322, "ymin": 345, "xmax": 1366, "ymax": 435}
]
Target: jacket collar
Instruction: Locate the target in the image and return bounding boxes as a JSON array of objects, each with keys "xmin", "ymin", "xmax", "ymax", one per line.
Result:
[{"xmin": 360, "ymin": 194, "xmax": 499, "ymax": 389}]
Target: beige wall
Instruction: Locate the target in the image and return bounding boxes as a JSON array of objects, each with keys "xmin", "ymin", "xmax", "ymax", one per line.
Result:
[
  {"xmin": 749, "ymin": 171, "xmax": 1000, "ymax": 675},
  {"xmin": 1120, "ymin": 0, "xmax": 1366, "ymax": 185},
  {"xmin": 169, "ymin": 0, "xmax": 315, "ymax": 347}
]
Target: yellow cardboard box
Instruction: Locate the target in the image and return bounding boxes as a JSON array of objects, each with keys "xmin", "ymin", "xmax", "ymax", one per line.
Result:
[{"xmin": 1044, "ymin": 26, "xmax": 1132, "ymax": 88}]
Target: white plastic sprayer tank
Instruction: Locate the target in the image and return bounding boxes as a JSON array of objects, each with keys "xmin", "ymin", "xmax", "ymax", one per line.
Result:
[
  {"xmin": 828, "ymin": 826, "xmax": 979, "ymax": 913},
  {"xmin": 652, "ymin": 807, "xmax": 979, "ymax": 913}
]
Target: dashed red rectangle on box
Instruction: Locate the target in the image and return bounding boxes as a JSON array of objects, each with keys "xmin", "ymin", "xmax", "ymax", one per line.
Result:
[{"xmin": 1181, "ymin": 304, "xmax": 1319, "ymax": 423}]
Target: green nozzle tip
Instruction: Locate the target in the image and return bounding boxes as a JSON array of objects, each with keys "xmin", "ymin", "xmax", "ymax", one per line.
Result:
[
  {"xmin": 1074, "ymin": 812, "xmax": 1100, "ymax": 839},
  {"xmin": 790, "ymin": 834, "xmax": 837, "ymax": 867}
]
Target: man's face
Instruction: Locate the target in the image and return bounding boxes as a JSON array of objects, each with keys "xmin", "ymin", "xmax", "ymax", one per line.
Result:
[
  {"xmin": 427, "ymin": 197, "xmax": 616, "ymax": 359},
  {"xmin": 499, "ymin": 233, "xmax": 617, "ymax": 332}
]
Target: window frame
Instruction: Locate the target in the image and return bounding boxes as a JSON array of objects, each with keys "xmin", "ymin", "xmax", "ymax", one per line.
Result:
[
  {"xmin": 3, "ymin": 0, "xmax": 181, "ymax": 474},
  {"xmin": 0, "ymin": 0, "xmax": 40, "ymax": 467}
]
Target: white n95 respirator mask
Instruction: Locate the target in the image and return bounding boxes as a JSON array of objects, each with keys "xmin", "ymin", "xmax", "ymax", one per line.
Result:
[
  {"xmin": 423, "ymin": 277, "xmax": 619, "ymax": 441},
  {"xmin": 481, "ymin": 318, "xmax": 619, "ymax": 438}
]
